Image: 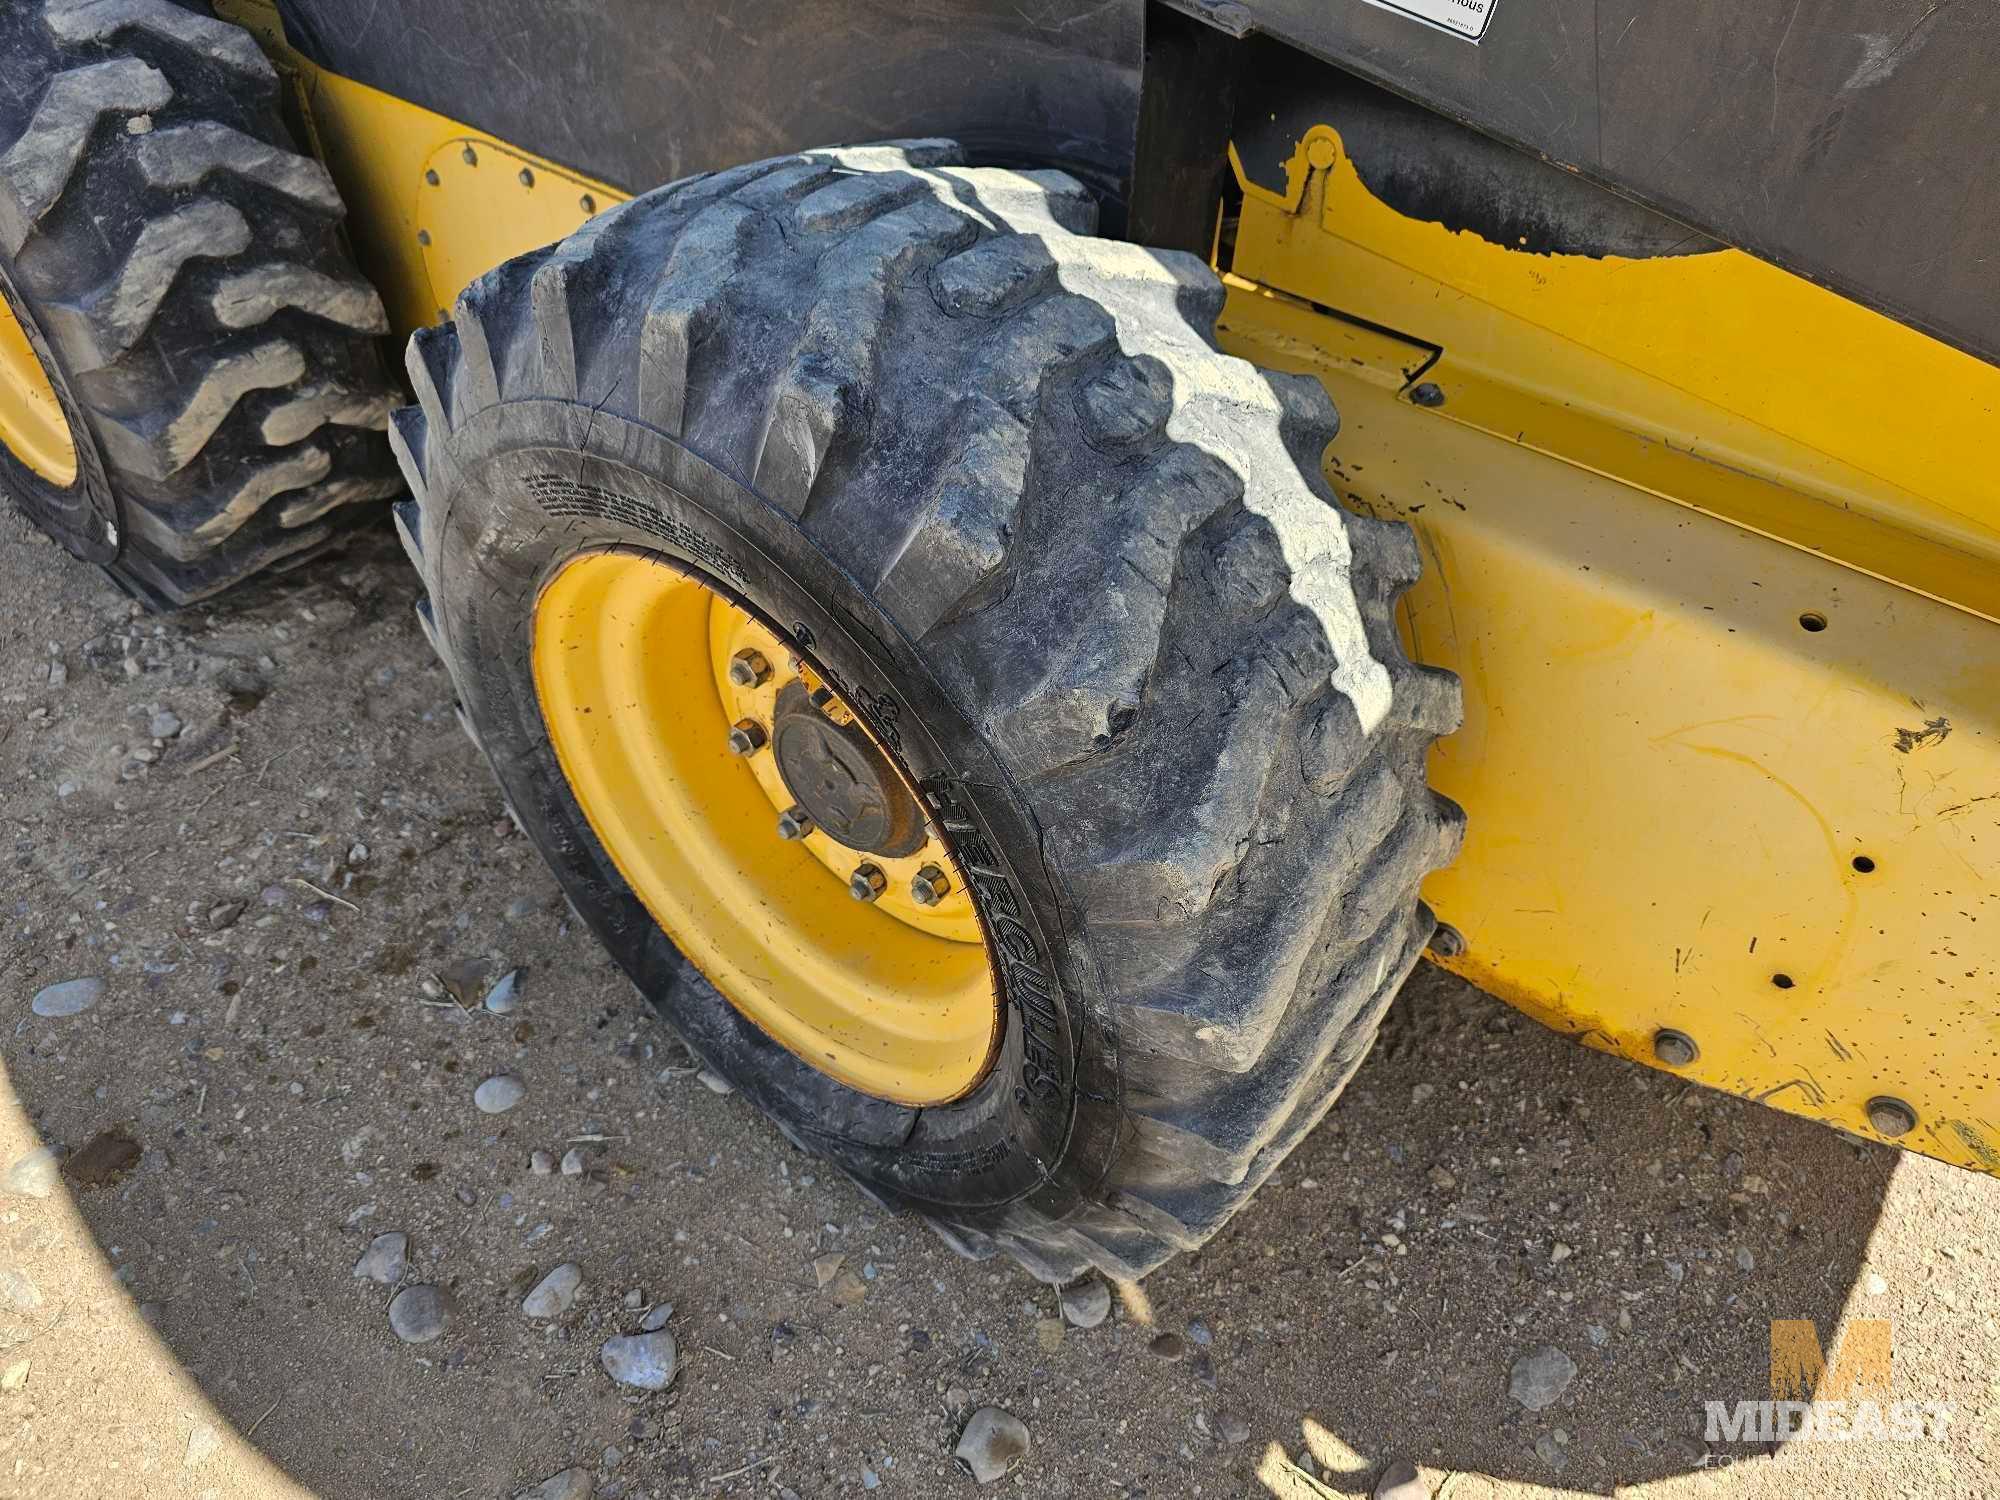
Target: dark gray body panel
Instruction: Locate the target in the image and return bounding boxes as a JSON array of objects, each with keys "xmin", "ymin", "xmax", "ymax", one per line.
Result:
[
  {"xmin": 274, "ymin": 0, "xmax": 1998, "ymax": 362},
  {"xmin": 1186, "ymin": 0, "xmax": 1999, "ymax": 363},
  {"xmin": 275, "ymin": 0, "xmax": 1143, "ymax": 212}
]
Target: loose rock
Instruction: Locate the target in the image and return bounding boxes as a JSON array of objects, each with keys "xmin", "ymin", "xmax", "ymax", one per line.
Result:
[
  {"xmin": 4, "ymin": 1147, "xmax": 61, "ymax": 1199},
  {"xmin": 1218, "ymin": 1411, "xmax": 1250, "ymax": 1445},
  {"xmin": 560, "ymin": 1147, "xmax": 586, "ymax": 1177},
  {"xmin": 530, "ymin": 1150, "xmax": 555, "ymax": 1175},
  {"xmin": 515, "ymin": 1468, "xmax": 593, "ymax": 1500},
  {"xmin": 697, "ymin": 1069, "xmax": 734, "ymax": 1096},
  {"xmin": 1149, "ymin": 1332, "xmax": 1185, "ymax": 1361},
  {"xmin": 352, "ymin": 1232, "xmax": 407, "ymax": 1284},
  {"xmin": 955, "ymin": 1407, "xmax": 1030, "ymax": 1484},
  {"xmin": 524, "ymin": 1263, "xmax": 584, "ymax": 1318},
  {"xmin": 475, "ymin": 1074, "xmax": 525, "ymax": 1113},
  {"xmin": 1508, "ymin": 1345, "xmax": 1577, "ymax": 1411},
  {"xmin": 206, "ymin": 902, "xmax": 243, "ymax": 932},
  {"xmin": 1373, "ymin": 1458, "xmax": 1429, "ymax": 1500},
  {"xmin": 639, "ymin": 1302, "xmax": 673, "ymax": 1333},
  {"xmin": 1059, "ymin": 1278, "xmax": 1112, "ymax": 1330},
  {"xmin": 150, "ymin": 710, "xmax": 182, "ymax": 739},
  {"xmin": 600, "ymin": 1330, "xmax": 677, "ymax": 1390},
  {"xmin": 387, "ymin": 1284, "xmax": 451, "ymax": 1343},
  {"xmin": 484, "ymin": 969, "xmax": 522, "ymax": 1014},
  {"xmin": 31, "ymin": 977, "xmax": 103, "ymax": 1018}
]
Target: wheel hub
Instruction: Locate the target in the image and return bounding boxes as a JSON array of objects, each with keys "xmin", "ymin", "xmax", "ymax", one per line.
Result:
[
  {"xmin": 0, "ymin": 286, "xmax": 77, "ymax": 488},
  {"xmin": 770, "ymin": 681, "xmax": 927, "ymax": 857}
]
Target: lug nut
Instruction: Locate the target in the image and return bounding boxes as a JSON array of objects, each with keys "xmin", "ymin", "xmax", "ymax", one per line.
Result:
[
  {"xmin": 1866, "ymin": 1096, "xmax": 1917, "ymax": 1138},
  {"xmin": 1651, "ymin": 1028, "xmax": 1698, "ymax": 1068},
  {"xmin": 726, "ymin": 719, "xmax": 767, "ymax": 756},
  {"xmin": 848, "ymin": 863, "xmax": 887, "ymax": 902},
  {"xmin": 911, "ymin": 864, "xmax": 951, "ymax": 906},
  {"xmin": 776, "ymin": 805, "xmax": 815, "ymax": 841},
  {"xmin": 728, "ymin": 648, "xmax": 771, "ymax": 688}
]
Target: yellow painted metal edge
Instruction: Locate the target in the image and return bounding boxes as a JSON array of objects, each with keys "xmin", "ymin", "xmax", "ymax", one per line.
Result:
[{"xmin": 1228, "ymin": 132, "xmax": 2000, "ymax": 624}]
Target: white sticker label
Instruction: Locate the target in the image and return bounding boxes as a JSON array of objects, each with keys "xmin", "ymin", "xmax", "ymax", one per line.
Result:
[{"xmin": 1354, "ymin": 0, "xmax": 1499, "ymax": 42}]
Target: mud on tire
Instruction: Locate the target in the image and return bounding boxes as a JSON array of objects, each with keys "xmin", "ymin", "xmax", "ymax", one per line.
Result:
[
  {"xmin": 392, "ymin": 139, "xmax": 1465, "ymax": 1282},
  {"xmin": 0, "ymin": 0, "xmax": 401, "ymax": 607}
]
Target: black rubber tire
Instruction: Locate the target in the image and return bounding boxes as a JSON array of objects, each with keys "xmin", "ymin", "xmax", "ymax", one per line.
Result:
[
  {"xmin": 0, "ymin": 0, "xmax": 401, "ymax": 608},
  {"xmin": 392, "ymin": 140, "xmax": 1465, "ymax": 1282}
]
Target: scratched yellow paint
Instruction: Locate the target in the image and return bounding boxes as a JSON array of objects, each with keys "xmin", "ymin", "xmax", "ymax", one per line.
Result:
[
  {"xmin": 1230, "ymin": 129, "xmax": 2000, "ymax": 625},
  {"xmin": 1221, "ymin": 281, "xmax": 2000, "ymax": 1174}
]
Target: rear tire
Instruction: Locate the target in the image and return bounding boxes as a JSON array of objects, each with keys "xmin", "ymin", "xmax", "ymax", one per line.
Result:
[
  {"xmin": 393, "ymin": 141, "xmax": 1465, "ymax": 1281},
  {"xmin": 0, "ymin": 0, "xmax": 400, "ymax": 607}
]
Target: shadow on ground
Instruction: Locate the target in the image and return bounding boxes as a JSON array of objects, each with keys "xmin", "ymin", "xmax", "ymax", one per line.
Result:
[{"xmin": 0, "ymin": 525, "xmax": 1910, "ymax": 1498}]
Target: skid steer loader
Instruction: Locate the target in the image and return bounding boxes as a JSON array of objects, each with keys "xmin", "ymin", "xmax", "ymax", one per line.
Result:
[{"xmin": 2, "ymin": 0, "xmax": 1994, "ymax": 1283}]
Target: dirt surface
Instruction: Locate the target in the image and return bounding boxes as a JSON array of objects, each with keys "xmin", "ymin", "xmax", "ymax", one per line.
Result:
[{"xmin": 0, "ymin": 510, "xmax": 1994, "ymax": 1500}]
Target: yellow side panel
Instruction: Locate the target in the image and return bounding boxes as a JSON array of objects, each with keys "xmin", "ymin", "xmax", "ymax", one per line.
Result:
[
  {"xmin": 1231, "ymin": 132, "xmax": 2000, "ymax": 623},
  {"xmin": 1220, "ymin": 283, "xmax": 2000, "ymax": 1174},
  {"xmin": 217, "ymin": 0, "xmax": 620, "ymax": 334}
]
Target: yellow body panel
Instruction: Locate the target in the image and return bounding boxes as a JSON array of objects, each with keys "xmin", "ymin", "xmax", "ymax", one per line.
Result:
[
  {"xmin": 1219, "ymin": 139, "xmax": 2000, "ymax": 1171},
  {"xmin": 216, "ymin": 0, "xmax": 615, "ymax": 329},
  {"xmin": 1232, "ymin": 132, "xmax": 2000, "ymax": 623},
  {"xmin": 534, "ymin": 551, "xmax": 998, "ymax": 1106}
]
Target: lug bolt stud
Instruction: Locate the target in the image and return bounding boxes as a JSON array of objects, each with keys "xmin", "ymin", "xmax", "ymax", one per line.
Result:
[
  {"xmin": 726, "ymin": 719, "xmax": 767, "ymax": 756},
  {"xmin": 911, "ymin": 864, "xmax": 951, "ymax": 906},
  {"xmin": 848, "ymin": 863, "xmax": 887, "ymax": 903},
  {"xmin": 728, "ymin": 648, "xmax": 771, "ymax": 688},
  {"xmin": 776, "ymin": 805, "xmax": 815, "ymax": 841}
]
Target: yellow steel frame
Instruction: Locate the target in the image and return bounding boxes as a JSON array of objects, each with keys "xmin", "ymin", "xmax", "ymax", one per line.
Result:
[
  {"xmin": 1219, "ymin": 131, "xmax": 2000, "ymax": 1172},
  {"xmin": 226, "ymin": 3, "xmax": 2000, "ymax": 1170}
]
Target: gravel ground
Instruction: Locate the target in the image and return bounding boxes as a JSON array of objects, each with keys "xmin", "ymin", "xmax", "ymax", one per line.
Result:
[{"xmin": 0, "ymin": 510, "xmax": 1994, "ymax": 1499}]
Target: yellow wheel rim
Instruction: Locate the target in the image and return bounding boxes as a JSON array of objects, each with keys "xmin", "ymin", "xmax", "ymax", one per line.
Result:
[
  {"xmin": 532, "ymin": 548, "xmax": 1000, "ymax": 1106},
  {"xmin": 0, "ymin": 290, "xmax": 77, "ymax": 486}
]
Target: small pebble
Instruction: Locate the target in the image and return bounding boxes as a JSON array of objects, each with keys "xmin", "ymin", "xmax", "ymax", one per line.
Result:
[
  {"xmin": 387, "ymin": 1284, "xmax": 450, "ymax": 1343},
  {"xmin": 1218, "ymin": 1411, "xmax": 1250, "ymax": 1445},
  {"xmin": 1373, "ymin": 1458, "xmax": 1428, "ymax": 1500},
  {"xmin": 4, "ymin": 1147, "xmax": 61, "ymax": 1199},
  {"xmin": 206, "ymin": 902, "xmax": 243, "ymax": 932},
  {"xmin": 599, "ymin": 1330, "xmax": 677, "ymax": 1390},
  {"xmin": 515, "ymin": 1468, "xmax": 593, "ymax": 1500},
  {"xmin": 1148, "ymin": 1332, "xmax": 1185, "ymax": 1361},
  {"xmin": 1736, "ymin": 1247, "xmax": 1756, "ymax": 1271},
  {"xmin": 523, "ymin": 1263, "xmax": 584, "ymax": 1318},
  {"xmin": 623, "ymin": 1289, "xmax": 644, "ymax": 1309},
  {"xmin": 954, "ymin": 1407, "xmax": 1030, "ymax": 1484},
  {"xmin": 31, "ymin": 977, "xmax": 103, "ymax": 1018},
  {"xmin": 560, "ymin": 1147, "xmax": 586, "ymax": 1177},
  {"xmin": 1865, "ymin": 1271, "xmax": 1888, "ymax": 1296},
  {"xmin": 475, "ymin": 1074, "xmax": 525, "ymax": 1113},
  {"xmin": 530, "ymin": 1150, "xmax": 555, "ymax": 1175},
  {"xmin": 639, "ymin": 1302, "xmax": 673, "ymax": 1333},
  {"xmin": 150, "ymin": 710, "xmax": 182, "ymax": 739},
  {"xmin": 697, "ymin": 1069, "xmax": 734, "ymax": 1096},
  {"xmin": 1508, "ymin": 1345, "xmax": 1576, "ymax": 1411},
  {"xmin": 1186, "ymin": 1316, "xmax": 1212, "ymax": 1346},
  {"xmin": 484, "ymin": 969, "xmax": 522, "ymax": 1014},
  {"xmin": 1059, "ymin": 1278, "xmax": 1111, "ymax": 1330},
  {"xmin": 352, "ymin": 1232, "xmax": 407, "ymax": 1284}
]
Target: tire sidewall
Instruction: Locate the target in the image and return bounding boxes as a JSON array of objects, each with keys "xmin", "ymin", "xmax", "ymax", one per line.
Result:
[{"xmin": 426, "ymin": 398, "xmax": 1122, "ymax": 1225}]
